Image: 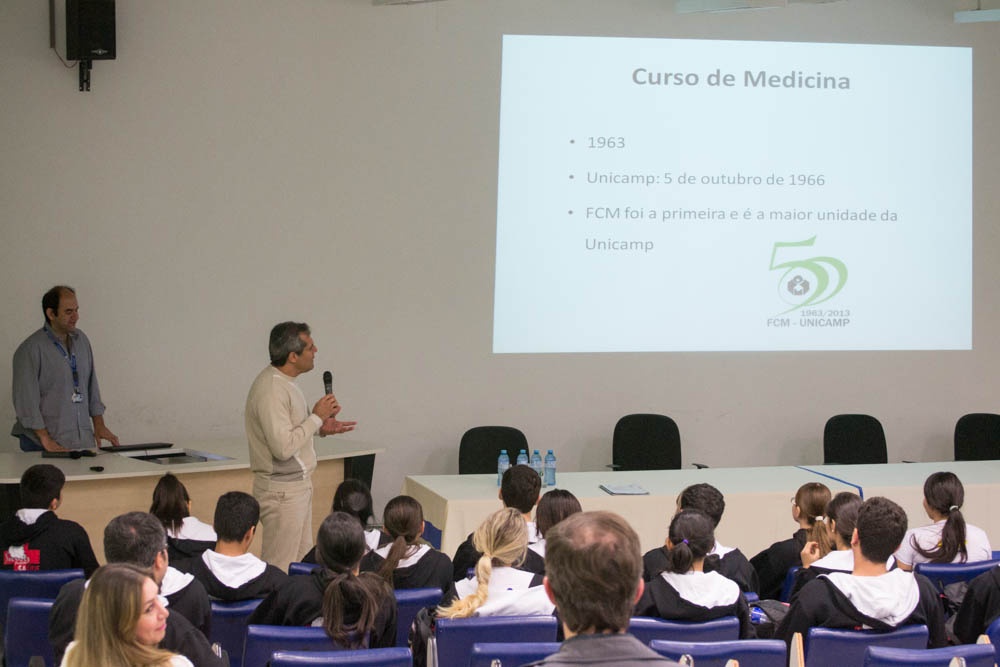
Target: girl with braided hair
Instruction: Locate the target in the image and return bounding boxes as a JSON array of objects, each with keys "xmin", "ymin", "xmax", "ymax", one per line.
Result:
[{"xmin": 437, "ymin": 507, "xmax": 553, "ymax": 619}]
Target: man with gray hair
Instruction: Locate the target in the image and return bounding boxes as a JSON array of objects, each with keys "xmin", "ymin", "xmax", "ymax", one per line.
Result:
[
  {"xmin": 526, "ymin": 511, "xmax": 679, "ymax": 666},
  {"xmin": 48, "ymin": 511, "xmax": 222, "ymax": 666},
  {"xmin": 245, "ymin": 321, "xmax": 356, "ymax": 569}
]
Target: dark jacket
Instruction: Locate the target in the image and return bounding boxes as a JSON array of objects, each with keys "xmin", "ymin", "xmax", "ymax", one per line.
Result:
[
  {"xmin": 379, "ymin": 546, "xmax": 458, "ymax": 605},
  {"xmin": 0, "ymin": 511, "xmax": 99, "ymax": 576},
  {"xmin": 953, "ymin": 564, "xmax": 1000, "ymax": 644},
  {"xmin": 776, "ymin": 570, "xmax": 947, "ymax": 648},
  {"xmin": 634, "ymin": 572, "xmax": 755, "ymax": 639},
  {"xmin": 248, "ymin": 568, "xmax": 397, "ymax": 649},
  {"xmin": 182, "ymin": 553, "xmax": 289, "ymax": 601},
  {"xmin": 750, "ymin": 528, "xmax": 808, "ymax": 600},
  {"xmin": 643, "ymin": 545, "xmax": 759, "ymax": 594}
]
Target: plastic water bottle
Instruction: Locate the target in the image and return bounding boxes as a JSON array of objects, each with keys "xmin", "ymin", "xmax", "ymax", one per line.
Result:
[
  {"xmin": 544, "ymin": 449, "xmax": 557, "ymax": 487},
  {"xmin": 516, "ymin": 449, "xmax": 528, "ymax": 466},
  {"xmin": 497, "ymin": 449, "xmax": 510, "ymax": 486},
  {"xmin": 531, "ymin": 449, "xmax": 543, "ymax": 480}
]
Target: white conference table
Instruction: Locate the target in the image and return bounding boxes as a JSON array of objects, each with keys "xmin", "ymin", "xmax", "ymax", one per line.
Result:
[
  {"xmin": 403, "ymin": 461, "xmax": 1000, "ymax": 559},
  {"xmin": 0, "ymin": 437, "xmax": 383, "ymax": 563},
  {"xmin": 799, "ymin": 460, "xmax": 1000, "ymax": 545},
  {"xmin": 402, "ymin": 466, "xmax": 857, "ymax": 557}
]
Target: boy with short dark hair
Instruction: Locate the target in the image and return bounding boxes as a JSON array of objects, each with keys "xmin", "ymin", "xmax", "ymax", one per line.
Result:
[
  {"xmin": 643, "ymin": 483, "xmax": 759, "ymax": 593},
  {"xmin": 181, "ymin": 491, "xmax": 288, "ymax": 600},
  {"xmin": 777, "ymin": 496, "xmax": 946, "ymax": 647},
  {"xmin": 0, "ymin": 464, "xmax": 98, "ymax": 575}
]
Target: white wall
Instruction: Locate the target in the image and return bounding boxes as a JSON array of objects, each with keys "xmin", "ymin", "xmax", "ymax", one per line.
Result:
[{"xmin": 1, "ymin": 0, "xmax": 998, "ymax": 513}]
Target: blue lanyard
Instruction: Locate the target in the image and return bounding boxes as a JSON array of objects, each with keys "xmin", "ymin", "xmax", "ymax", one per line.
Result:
[{"xmin": 44, "ymin": 327, "xmax": 80, "ymax": 394}]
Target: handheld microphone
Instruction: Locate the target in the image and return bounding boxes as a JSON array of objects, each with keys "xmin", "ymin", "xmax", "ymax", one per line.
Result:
[{"xmin": 323, "ymin": 371, "xmax": 333, "ymax": 395}]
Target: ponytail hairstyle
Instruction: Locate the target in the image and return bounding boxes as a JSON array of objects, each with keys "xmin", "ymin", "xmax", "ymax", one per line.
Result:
[
  {"xmin": 377, "ymin": 495, "xmax": 424, "ymax": 582},
  {"xmin": 149, "ymin": 473, "xmax": 190, "ymax": 536},
  {"xmin": 795, "ymin": 482, "xmax": 833, "ymax": 558},
  {"xmin": 825, "ymin": 492, "xmax": 863, "ymax": 550},
  {"xmin": 914, "ymin": 471, "xmax": 968, "ymax": 563},
  {"xmin": 663, "ymin": 509, "xmax": 715, "ymax": 574},
  {"xmin": 437, "ymin": 508, "xmax": 527, "ymax": 619},
  {"xmin": 332, "ymin": 479, "xmax": 375, "ymax": 532},
  {"xmin": 317, "ymin": 512, "xmax": 389, "ymax": 648}
]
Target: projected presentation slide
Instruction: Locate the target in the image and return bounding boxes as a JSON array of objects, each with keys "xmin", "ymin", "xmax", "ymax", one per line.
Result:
[{"xmin": 493, "ymin": 35, "xmax": 972, "ymax": 353}]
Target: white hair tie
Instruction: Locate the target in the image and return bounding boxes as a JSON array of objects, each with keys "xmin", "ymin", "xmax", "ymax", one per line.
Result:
[{"xmin": 948, "ymin": 505, "xmax": 960, "ymax": 512}]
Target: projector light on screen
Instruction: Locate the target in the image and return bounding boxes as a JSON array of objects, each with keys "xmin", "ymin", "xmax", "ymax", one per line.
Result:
[{"xmin": 492, "ymin": 36, "xmax": 972, "ymax": 353}]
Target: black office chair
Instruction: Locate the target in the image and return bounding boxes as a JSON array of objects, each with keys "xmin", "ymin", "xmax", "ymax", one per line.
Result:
[
  {"xmin": 458, "ymin": 426, "xmax": 528, "ymax": 474},
  {"xmin": 954, "ymin": 413, "xmax": 1000, "ymax": 461},
  {"xmin": 610, "ymin": 413, "xmax": 683, "ymax": 471},
  {"xmin": 823, "ymin": 414, "xmax": 887, "ymax": 464}
]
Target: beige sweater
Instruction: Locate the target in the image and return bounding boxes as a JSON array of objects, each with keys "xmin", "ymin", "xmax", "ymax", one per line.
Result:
[{"xmin": 244, "ymin": 365, "xmax": 320, "ymax": 482}]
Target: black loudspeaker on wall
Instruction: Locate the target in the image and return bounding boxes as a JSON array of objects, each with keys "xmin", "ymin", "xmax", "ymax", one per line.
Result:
[{"xmin": 53, "ymin": 0, "xmax": 116, "ymax": 62}]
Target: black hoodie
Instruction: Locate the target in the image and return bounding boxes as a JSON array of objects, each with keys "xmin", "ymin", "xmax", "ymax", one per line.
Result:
[
  {"xmin": 0, "ymin": 511, "xmax": 98, "ymax": 576},
  {"xmin": 776, "ymin": 569, "xmax": 946, "ymax": 647}
]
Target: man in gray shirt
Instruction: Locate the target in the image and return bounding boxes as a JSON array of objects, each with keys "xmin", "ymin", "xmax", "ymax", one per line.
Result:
[{"xmin": 11, "ymin": 286, "xmax": 119, "ymax": 452}]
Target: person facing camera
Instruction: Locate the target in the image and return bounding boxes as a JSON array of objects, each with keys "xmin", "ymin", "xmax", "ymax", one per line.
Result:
[{"xmin": 61, "ymin": 563, "xmax": 193, "ymax": 667}]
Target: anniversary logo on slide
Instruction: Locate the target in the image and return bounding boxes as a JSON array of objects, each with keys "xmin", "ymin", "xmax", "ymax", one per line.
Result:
[{"xmin": 767, "ymin": 236, "xmax": 850, "ymax": 329}]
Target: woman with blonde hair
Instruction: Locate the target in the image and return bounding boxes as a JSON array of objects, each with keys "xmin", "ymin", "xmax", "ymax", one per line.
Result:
[
  {"xmin": 62, "ymin": 562, "xmax": 192, "ymax": 667},
  {"xmin": 750, "ymin": 482, "xmax": 833, "ymax": 599},
  {"xmin": 438, "ymin": 507, "xmax": 553, "ymax": 618}
]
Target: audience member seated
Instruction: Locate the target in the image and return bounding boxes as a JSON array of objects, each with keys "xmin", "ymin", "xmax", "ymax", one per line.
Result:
[
  {"xmin": 895, "ymin": 472, "xmax": 992, "ymax": 570},
  {"xmin": 776, "ymin": 496, "xmax": 947, "ymax": 648},
  {"xmin": 789, "ymin": 492, "xmax": 865, "ymax": 602},
  {"xmin": 249, "ymin": 511, "xmax": 397, "ymax": 649},
  {"xmin": 150, "ymin": 473, "xmax": 217, "ymax": 568},
  {"xmin": 530, "ymin": 489, "xmax": 582, "ymax": 558},
  {"xmin": 50, "ymin": 512, "xmax": 223, "ymax": 667},
  {"xmin": 751, "ymin": 482, "xmax": 832, "ymax": 600},
  {"xmin": 374, "ymin": 495, "xmax": 456, "ymax": 603},
  {"xmin": 453, "ymin": 464, "xmax": 545, "ymax": 581},
  {"xmin": 643, "ymin": 483, "xmax": 758, "ymax": 593},
  {"xmin": 0, "ymin": 464, "xmax": 98, "ymax": 575},
  {"xmin": 301, "ymin": 479, "xmax": 387, "ymax": 571},
  {"xmin": 181, "ymin": 491, "xmax": 288, "ymax": 601},
  {"xmin": 634, "ymin": 509, "xmax": 754, "ymax": 638},
  {"xmin": 952, "ymin": 561, "xmax": 1000, "ymax": 644},
  {"xmin": 439, "ymin": 507, "xmax": 554, "ymax": 619},
  {"xmin": 61, "ymin": 562, "xmax": 194, "ymax": 667},
  {"xmin": 524, "ymin": 511, "xmax": 680, "ymax": 667}
]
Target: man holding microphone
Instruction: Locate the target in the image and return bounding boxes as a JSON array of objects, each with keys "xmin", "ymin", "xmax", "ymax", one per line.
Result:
[{"xmin": 245, "ymin": 322, "xmax": 356, "ymax": 569}]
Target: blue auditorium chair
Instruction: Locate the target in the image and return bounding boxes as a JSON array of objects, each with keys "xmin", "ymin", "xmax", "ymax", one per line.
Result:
[
  {"xmin": 627, "ymin": 616, "xmax": 740, "ymax": 645},
  {"xmin": 434, "ymin": 615, "xmax": 558, "ymax": 667},
  {"xmin": 4, "ymin": 597, "xmax": 56, "ymax": 667},
  {"xmin": 649, "ymin": 639, "xmax": 787, "ymax": 667},
  {"xmin": 209, "ymin": 598, "xmax": 263, "ymax": 667},
  {"xmin": 270, "ymin": 647, "xmax": 412, "ymax": 667}
]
